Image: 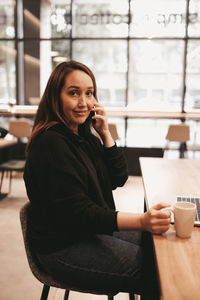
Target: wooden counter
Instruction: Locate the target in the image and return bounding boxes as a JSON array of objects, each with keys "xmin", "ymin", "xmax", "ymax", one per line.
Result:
[{"xmin": 1, "ymin": 105, "xmax": 200, "ymax": 120}]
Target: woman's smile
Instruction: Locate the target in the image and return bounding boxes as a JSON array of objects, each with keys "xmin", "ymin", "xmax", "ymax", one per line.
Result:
[{"xmin": 74, "ymin": 110, "xmax": 89, "ymax": 116}]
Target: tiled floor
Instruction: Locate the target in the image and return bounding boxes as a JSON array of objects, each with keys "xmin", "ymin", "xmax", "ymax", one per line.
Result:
[{"xmin": 0, "ymin": 173, "xmax": 144, "ymax": 300}]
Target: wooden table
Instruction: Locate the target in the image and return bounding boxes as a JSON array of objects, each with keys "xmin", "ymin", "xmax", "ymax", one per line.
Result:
[{"xmin": 139, "ymin": 157, "xmax": 200, "ymax": 300}]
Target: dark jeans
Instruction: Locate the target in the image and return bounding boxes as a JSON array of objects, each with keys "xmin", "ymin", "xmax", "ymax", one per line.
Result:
[{"xmin": 37, "ymin": 231, "xmax": 159, "ymax": 298}]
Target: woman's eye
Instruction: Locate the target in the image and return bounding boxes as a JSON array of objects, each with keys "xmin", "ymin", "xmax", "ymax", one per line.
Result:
[
  {"xmin": 86, "ymin": 91, "xmax": 93, "ymax": 96},
  {"xmin": 69, "ymin": 90, "xmax": 78, "ymax": 96}
]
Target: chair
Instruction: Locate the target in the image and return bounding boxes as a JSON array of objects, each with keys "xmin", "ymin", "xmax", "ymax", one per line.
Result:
[
  {"xmin": 165, "ymin": 123, "xmax": 190, "ymax": 158},
  {"xmin": 9, "ymin": 118, "xmax": 32, "ymax": 140},
  {"xmin": 108, "ymin": 123, "xmax": 120, "ymax": 141},
  {"xmin": 93, "ymin": 123, "xmax": 120, "ymax": 143},
  {"xmin": 0, "ymin": 118, "xmax": 32, "ymax": 194},
  {"xmin": 20, "ymin": 203, "xmax": 136, "ymax": 300}
]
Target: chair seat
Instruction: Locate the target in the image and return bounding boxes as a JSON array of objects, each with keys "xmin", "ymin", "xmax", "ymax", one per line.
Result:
[{"xmin": 0, "ymin": 160, "xmax": 25, "ymax": 171}]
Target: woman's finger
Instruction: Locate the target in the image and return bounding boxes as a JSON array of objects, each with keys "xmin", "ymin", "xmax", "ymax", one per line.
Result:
[
  {"xmin": 151, "ymin": 203, "xmax": 171, "ymax": 211},
  {"xmin": 93, "ymin": 107, "xmax": 104, "ymax": 113},
  {"xmin": 151, "ymin": 217, "xmax": 171, "ymax": 226},
  {"xmin": 152, "ymin": 225, "xmax": 170, "ymax": 234},
  {"xmin": 92, "ymin": 115, "xmax": 106, "ymax": 122}
]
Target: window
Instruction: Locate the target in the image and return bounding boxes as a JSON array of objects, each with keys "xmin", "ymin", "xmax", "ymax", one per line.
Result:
[
  {"xmin": 185, "ymin": 40, "xmax": 200, "ymax": 110},
  {"xmin": 0, "ymin": 1, "xmax": 15, "ymax": 104},
  {"xmin": 1, "ymin": 0, "xmax": 199, "ymax": 111},
  {"xmin": 128, "ymin": 39, "xmax": 184, "ymax": 110},
  {"xmin": 1, "ymin": 0, "xmax": 200, "ymax": 148}
]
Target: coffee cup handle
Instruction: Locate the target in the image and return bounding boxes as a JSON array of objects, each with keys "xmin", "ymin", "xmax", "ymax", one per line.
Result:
[{"xmin": 161, "ymin": 206, "xmax": 174, "ymax": 214}]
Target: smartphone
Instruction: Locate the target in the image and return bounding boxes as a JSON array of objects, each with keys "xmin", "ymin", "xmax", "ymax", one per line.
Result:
[{"xmin": 91, "ymin": 110, "xmax": 96, "ymax": 125}]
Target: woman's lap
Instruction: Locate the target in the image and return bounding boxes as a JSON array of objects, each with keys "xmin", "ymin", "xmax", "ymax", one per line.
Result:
[{"xmin": 37, "ymin": 231, "xmax": 159, "ymax": 297}]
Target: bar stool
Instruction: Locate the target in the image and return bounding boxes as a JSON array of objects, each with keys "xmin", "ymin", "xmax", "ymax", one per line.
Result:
[{"xmin": 165, "ymin": 123, "xmax": 190, "ymax": 158}]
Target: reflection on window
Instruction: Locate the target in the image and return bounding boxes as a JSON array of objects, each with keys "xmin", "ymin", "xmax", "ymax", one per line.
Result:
[
  {"xmin": 128, "ymin": 40, "xmax": 184, "ymax": 110},
  {"xmin": 73, "ymin": 0, "xmax": 129, "ymax": 38},
  {"xmin": 48, "ymin": 0, "xmax": 71, "ymax": 38},
  {"xmin": 130, "ymin": 0, "xmax": 186, "ymax": 37},
  {"xmin": 188, "ymin": 0, "xmax": 200, "ymax": 37},
  {"xmin": 0, "ymin": 0, "xmax": 14, "ymax": 38}
]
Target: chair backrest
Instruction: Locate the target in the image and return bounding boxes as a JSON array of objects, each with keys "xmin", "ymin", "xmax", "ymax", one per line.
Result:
[
  {"xmin": 166, "ymin": 124, "xmax": 190, "ymax": 143},
  {"xmin": 108, "ymin": 123, "xmax": 120, "ymax": 141},
  {"xmin": 9, "ymin": 119, "xmax": 32, "ymax": 138},
  {"xmin": 19, "ymin": 202, "xmax": 65, "ymax": 288}
]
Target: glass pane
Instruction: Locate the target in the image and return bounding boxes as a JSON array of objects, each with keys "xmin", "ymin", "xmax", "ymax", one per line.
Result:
[
  {"xmin": 188, "ymin": 0, "xmax": 200, "ymax": 37},
  {"xmin": 73, "ymin": 0, "xmax": 129, "ymax": 38},
  {"xmin": 126, "ymin": 119, "xmax": 198, "ymax": 158},
  {"xmin": 0, "ymin": 0, "xmax": 15, "ymax": 38},
  {"xmin": 127, "ymin": 119, "xmax": 179, "ymax": 148},
  {"xmin": 24, "ymin": 40, "xmax": 70, "ymax": 105},
  {"xmin": 130, "ymin": 0, "xmax": 186, "ymax": 37},
  {"xmin": 73, "ymin": 40, "xmax": 127, "ymax": 106},
  {"xmin": 185, "ymin": 40, "xmax": 200, "ymax": 110},
  {"xmin": 51, "ymin": 40, "xmax": 70, "ymax": 68},
  {"xmin": 24, "ymin": 0, "xmax": 71, "ymax": 38},
  {"xmin": 0, "ymin": 41, "xmax": 16, "ymax": 104},
  {"xmin": 128, "ymin": 40, "xmax": 184, "ymax": 111}
]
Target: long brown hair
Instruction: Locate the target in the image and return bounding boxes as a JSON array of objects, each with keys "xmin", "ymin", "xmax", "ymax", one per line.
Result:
[{"xmin": 26, "ymin": 60, "xmax": 98, "ymax": 152}]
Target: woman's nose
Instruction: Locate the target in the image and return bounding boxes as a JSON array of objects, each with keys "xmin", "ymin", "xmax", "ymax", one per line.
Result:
[{"xmin": 78, "ymin": 94, "xmax": 87, "ymax": 106}]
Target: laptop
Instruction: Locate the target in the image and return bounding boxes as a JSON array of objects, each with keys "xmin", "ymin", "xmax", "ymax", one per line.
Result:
[{"xmin": 174, "ymin": 196, "xmax": 200, "ymax": 226}]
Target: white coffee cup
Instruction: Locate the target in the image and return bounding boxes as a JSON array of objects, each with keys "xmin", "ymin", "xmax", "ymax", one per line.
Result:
[{"xmin": 172, "ymin": 201, "xmax": 196, "ymax": 238}]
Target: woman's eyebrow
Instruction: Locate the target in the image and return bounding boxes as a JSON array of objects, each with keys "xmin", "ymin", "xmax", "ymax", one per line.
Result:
[
  {"xmin": 67, "ymin": 85, "xmax": 94, "ymax": 89},
  {"xmin": 67, "ymin": 85, "xmax": 80, "ymax": 89}
]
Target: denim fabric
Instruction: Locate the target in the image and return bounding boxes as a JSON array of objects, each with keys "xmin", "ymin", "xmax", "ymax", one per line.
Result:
[{"xmin": 37, "ymin": 230, "xmax": 159, "ymax": 298}]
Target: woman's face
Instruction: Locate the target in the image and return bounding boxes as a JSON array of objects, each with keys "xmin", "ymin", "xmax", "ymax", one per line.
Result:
[{"xmin": 60, "ymin": 70, "xmax": 95, "ymax": 134}]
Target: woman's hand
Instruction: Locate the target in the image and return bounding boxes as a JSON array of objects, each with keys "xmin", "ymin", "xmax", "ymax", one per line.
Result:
[
  {"xmin": 140, "ymin": 203, "xmax": 171, "ymax": 234},
  {"xmin": 92, "ymin": 100, "xmax": 109, "ymax": 135},
  {"xmin": 92, "ymin": 100, "xmax": 115, "ymax": 147}
]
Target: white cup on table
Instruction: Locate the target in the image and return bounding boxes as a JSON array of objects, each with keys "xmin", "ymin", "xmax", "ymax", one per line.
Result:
[
  {"xmin": 173, "ymin": 201, "xmax": 196, "ymax": 238},
  {"xmin": 163, "ymin": 201, "xmax": 196, "ymax": 238}
]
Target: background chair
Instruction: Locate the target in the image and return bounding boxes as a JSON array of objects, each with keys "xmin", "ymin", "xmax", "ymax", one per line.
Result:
[
  {"xmin": 108, "ymin": 123, "xmax": 120, "ymax": 142},
  {"xmin": 93, "ymin": 123, "xmax": 121, "ymax": 144},
  {"xmin": 9, "ymin": 118, "xmax": 32, "ymax": 141},
  {"xmin": 20, "ymin": 203, "xmax": 136, "ymax": 300},
  {"xmin": 0, "ymin": 118, "xmax": 32, "ymax": 194},
  {"xmin": 165, "ymin": 123, "xmax": 190, "ymax": 158}
]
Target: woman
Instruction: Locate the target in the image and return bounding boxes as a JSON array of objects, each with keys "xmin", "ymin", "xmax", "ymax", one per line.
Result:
[{"xmin": 24, "ymin": 60, "xmax": 170, "ymax": 299}]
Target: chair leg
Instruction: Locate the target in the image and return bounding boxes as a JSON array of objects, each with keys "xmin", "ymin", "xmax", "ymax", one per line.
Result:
[
  {"xmin": 179, "ymin": 142, "xmax": 187, "ymax": 158},
  {"xmin": 8, "ymin": 171, "xmax": 12, "ymax": 194},
  {"xmin": 40, "ymin": 285, "xmax": 50, "ymax": 300},
  {"xmin": 0, "ymin": 171, "xmax": 4, "ymax": 194},
  {"xmin": 64, "ymin": 289, "xmax": 70, "ymax": 300},
  {"xmin": 129, "ymin": 293, "xmax": 135, "ymax": 300}
]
